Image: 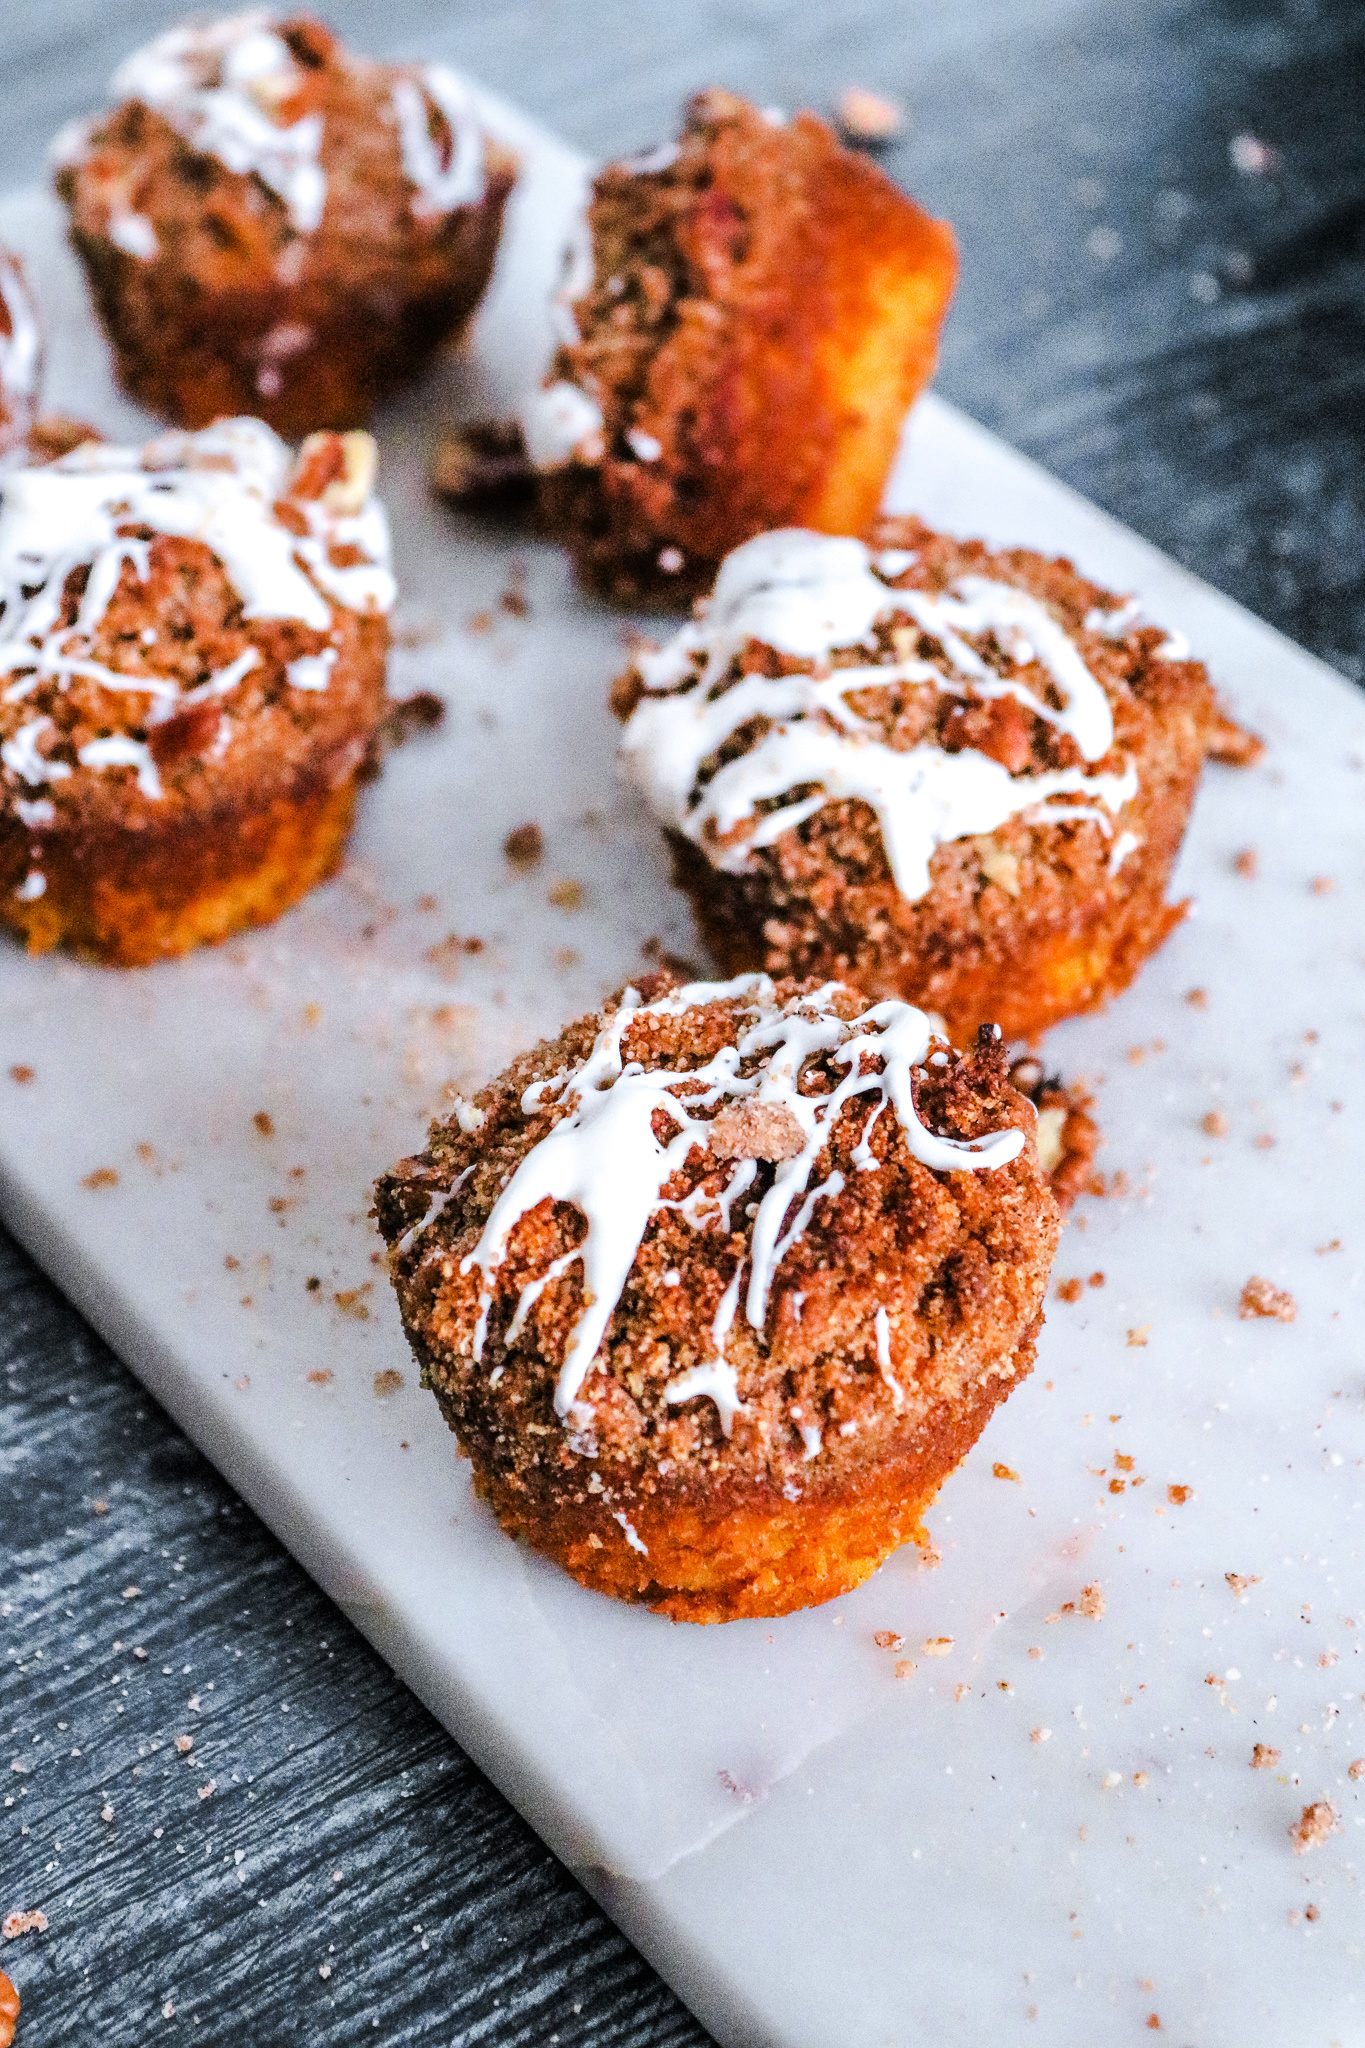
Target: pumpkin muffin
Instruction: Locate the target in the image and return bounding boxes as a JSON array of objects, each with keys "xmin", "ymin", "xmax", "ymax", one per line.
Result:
[
  {"xmin": 615, "ymin": 520, "xmax": 1231, "ymax": 1042},
  {"xmin": 0, "ymin": 416, "xmax": 393, "ymax": 964},
  {"xmin": 53, "ymin": 10, "xmax": 517, "ymax": 434},
  {"xmin": 375, "ymin": 972, "xmax": 1060, "ymax": 1623},
  {"xmin": 522, "ymin": 88, "xmax": 957, "ymax": 604}
]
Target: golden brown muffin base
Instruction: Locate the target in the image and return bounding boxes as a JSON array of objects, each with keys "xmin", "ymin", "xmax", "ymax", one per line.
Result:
[
  {"xmin": 540, "ymin": 90, "xmax": 957, "ymax": 605},
  {"xmin": 447, "ymin": 1327, "xmax": 1035, "ymax": 1622},
  {"xmin": 669, "ymin": 829, "xmax": 1189, "ymax": 1045},
  {"xmin": 0, "ymin": 773, "xmax": 356, "ymax": 967}
]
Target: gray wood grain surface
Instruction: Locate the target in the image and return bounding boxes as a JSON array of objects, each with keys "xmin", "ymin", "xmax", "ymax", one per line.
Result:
[{"xmin": 3, "ymin": 2, "xmax": 1363, "ymax": 2042}]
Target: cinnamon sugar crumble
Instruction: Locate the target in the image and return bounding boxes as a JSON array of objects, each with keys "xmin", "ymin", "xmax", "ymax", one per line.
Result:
[
  {"xmin": 1061, "ymin": 1582, "xmax": 1105, "ymax": 1620},
  {"xmin": 1, "ymin": 1911, "xmax": 47, "ymax": 1940},
  {"xmin": 1239, "ymin": 1276, "xmax": 1296, "ymax": 1323},
  {"xmin": 1250, "ymin": 1743, "xmax": 1280, "ymax": 1769},
  {"xmin": 1233, "ymin": 849, "xmax": 1259, "ymax": 880},
  {"xmin": 1289, "ymin": 1800, "xmax": 1338, "ymax": 1855}
]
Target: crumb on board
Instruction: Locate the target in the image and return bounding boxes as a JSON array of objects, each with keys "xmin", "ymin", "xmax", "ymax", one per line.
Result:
[
  {"xmin": 174, "ymin": 1735, "xmax": 193, "ymax": 1753},
  {"xmin": 1233, "ymin": 848, "xmax": 1259, "ymax": 879},
  {"xmin": 253, "ymin": 1111, "xmax": 275, "ymax": 1137},
  {"xmin": 548, "ymin": 878, "xmax": 585, "ymax": 910},
  {"xmin": 992, "ymin": 1462, "xmax": 1022, "ymax": 1484},
  {"xmin": 503, "ymin": 823, "xmax": 544, "ymax": 869},
  {"xmin": 834, "ymin": 84, "xmax": 906, "ymax": 142},
  {"xmin": 873, "ymin": 1630, "xmax": 904, "ymax": 1650},
  {"xmin": 307, "ymin": 1369, "xmax": 333, "ymax": 1386},
  {"xmin": 1030, "ymin": 1727, "xmax": 1051, "ymax": 1743},
  {"xmin": 1347, "ymin": 1759, "xmax": 1365, "ymax": 1781},
  {"xmin": 1185, "ymin": 987, "xmax": 1208, "ymax": 1008},
  {"xmin": 1251, "ymin": 1743, "xmax": 1280, "ymax": 1769},
  {"xmin": 1202, "ymin": 1109, "xmax": 1228, "ymax": 1137},
  {"xmin": 922, "ymin": 1636, "xmax": 954, "ymax": 1657},
  {"xmin": 1061, "ymin": 1582, "xmax": 1105, "ymax": 1620},
  {"xmin": 1089, "ymin": 1271, "xmax": 1105, "ymax": 1288},
  {"xmin": 91, "ymin": 1499, "xmax": 108, "ymax": 1516},
  {"xmin": 894, "ymin": 1659, "xmax": 915, "ymax": 1681},
  {"xmin": 373, "ymin": 1370, "xmax": 404, "ymax": 1397},
  {"xmin": 1239, "ymin": 1276, "xmax": 1297, "ymax": 1323},
  {"xmin": 334, "ymin": 1287, "xmax": 371, "ymax": 1320},
  {"xmin": 1127, "ymin": 1325, "xmax": 1151, "ymax": 1347},
  {"xmin": 1057, "ymin": 1277, "xmax": 1084, "ymax": 1303},
  {"xmin": 1167, "ymin": 1484, "xmax": 1192, "ymax": 1505},
  {"xmin": 7, "ymin": 1065, "xmax": 32, "ymax": 1084},
  {"xmin": 1290, "ymin": 1800, "xmax": 1338, "ymax": 1855},
  {"xmin": 81, "ymin": 1167, "xmax": 118, "ymax": 1190},
  {"xmin": 1309, "ymin": 876, "xmax": 1336, "ymax": 896},
  {"xmin": 1226, "ymin": 1572, "xmax": 1260, "ymax": 1598},
  {"xmin": 2, "ymin": 1911, "xmax": 47, "ymax": 1940}
]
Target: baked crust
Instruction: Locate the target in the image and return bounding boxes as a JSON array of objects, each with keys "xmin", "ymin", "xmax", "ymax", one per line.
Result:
[
  {"xmin": 54, "ymin": 16, "xmax": 516, "ymax": 434},
  {"xmin": 535, "ymin": 89, "xmax": 957, "ymax": 603},
  {"xmin": 618, "ymin": 517, "xmax": 1224, "ymax": 1043},
  {"xmin": 0, "ymin": 421, "xmax": 391, "ymax": 965},
  {"xmin": 375, "ymin": 974, "xmax": 1060, "ymax": 1622}
]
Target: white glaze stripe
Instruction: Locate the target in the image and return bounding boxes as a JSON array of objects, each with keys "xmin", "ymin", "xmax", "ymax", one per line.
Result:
[
  {"xmin": 459, "ymin": 975, "xmax": 1023, "ymax": 1432},
  {"xmin": 393, "ymin": 65, "xmax": 485, "ymax": 218}
]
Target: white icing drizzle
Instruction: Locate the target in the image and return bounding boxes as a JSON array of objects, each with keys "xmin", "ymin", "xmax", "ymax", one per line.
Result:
[
  {"xmin": 108, "ymin": 212, "xmax": 159, "ymax": 260},
  {"xmin": 626, "ymin": 428, "xmax": 662, "ymax": 462},
  {"xmin": 0, "ymin": 251, "xmax": 41, "ymax": 440},
  {"xmin": 397, "ymin": 1167, "xmax": 472, "ymax": 1258},
  {"xmin": 1108, "ymin": 827, "xmax": 1141, "ymax": 874},
  {"xmin": 13, "ymin": 796, "xmax": 54, "ymax": 828},
  {"xmin": 2, "ymin": 720, "xmax": 70, "ymax": 785},
  {"xmin": 612, "ymin": 1511, "xmax": 649, "ymax": 1555},
  {"xmin": 461, "ymin": 975, "xmax": 1023, "ymax": 1434},
  {"xmin": 78, "ymin": 734, "xmax": 162, "ymax": 799},
  {"xmin": 521, "ymin": 381, "xmax": 605, "ymax": 469},
  {"xmin": 286, "ymin": 647, "xmax": 336, "ymax": 692},
  {"xmin": 621, "ymin": 528, "xmax": 1138, "ymax": 903},
  {"xmin": 0, "ymin": 418, "xmax": 390, "ymax": 798},
  {"xmin": 113, "ymin": 12, "xmax": 326, "ymax": 234},
  {"xmin": 14, "ymin": 871, "xmax": 45, "ymax": 901},
  {"xmin": 873, "ymin": 1304, "xmax": 903, "ymax": 1410},
  {"xmin": 392, "ymin": 65, "xmax": 484, "ymax": 219}
]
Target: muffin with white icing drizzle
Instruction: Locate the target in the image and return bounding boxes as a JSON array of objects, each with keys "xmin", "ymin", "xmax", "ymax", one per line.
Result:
[
  {"xmin": 52, "ymin": 11, "xmax": 517, "ymax": 435},
  {"xmin": 0, "ymin": 251, "xmax": 41, "ymax": 458},
  {"xmin": 0, "ymin": 416, "xmax": 392, "ymax": 964},
  {"xmin": 615, "ymin": 518, "xmax": 1230, "ymax": 1042},
  {"xmin": 375, "ymin": 972, "xmax": 1061, "ymax": 1622},
  {"xmin": 523, "ymin": 88, "xmax": 957, "ymax": 605}
]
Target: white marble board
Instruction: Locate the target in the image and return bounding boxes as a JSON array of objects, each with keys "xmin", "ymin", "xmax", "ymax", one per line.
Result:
[{"xmin": 1, "ymin": 81, "xmax": 1362, "ymax": 2048}]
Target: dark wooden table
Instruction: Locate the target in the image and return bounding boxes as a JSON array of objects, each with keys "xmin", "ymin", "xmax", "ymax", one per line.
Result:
[{"xmin": 3, "ymin": 3, "xmax": 1362, "ymax": 2041}]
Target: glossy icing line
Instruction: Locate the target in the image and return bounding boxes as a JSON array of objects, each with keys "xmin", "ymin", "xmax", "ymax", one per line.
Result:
[
  {"xmin": 621, "ymin": 528, "xmax": 1137, "ymax": 902},
  {"xmin": 113, "ymin": 11, "xmax": 326, "ymax": 234},
  {"xmin": 459, "ymin": 974, "xmax": 1023, "ymax": 1434},
  {"xmin": 392, "ymin": 65, "xmax": 485, "ymax": 217}
]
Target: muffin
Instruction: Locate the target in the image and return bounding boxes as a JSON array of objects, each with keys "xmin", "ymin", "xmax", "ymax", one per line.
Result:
[
  {"xmin": 616, "ymin": 520, "xmax": 1225, "ymax": 1043},
  {"xmin": 375, "ymin": 972, "xmax": 1060, "ymax": 1623},
  {"xmin": 0, "ymin": 416, "xmax": 393, "ymax": 964},
  {"xmin": 0, "ymin": 249, "xmax": 41, "ymax": 456},
  {"xmin": 53, "ymin": 11, "xmax": 517, "ymax": 435},
  {"xmin": 522, "ymin": 88, "xmax": 957, "ymax": 604}
]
